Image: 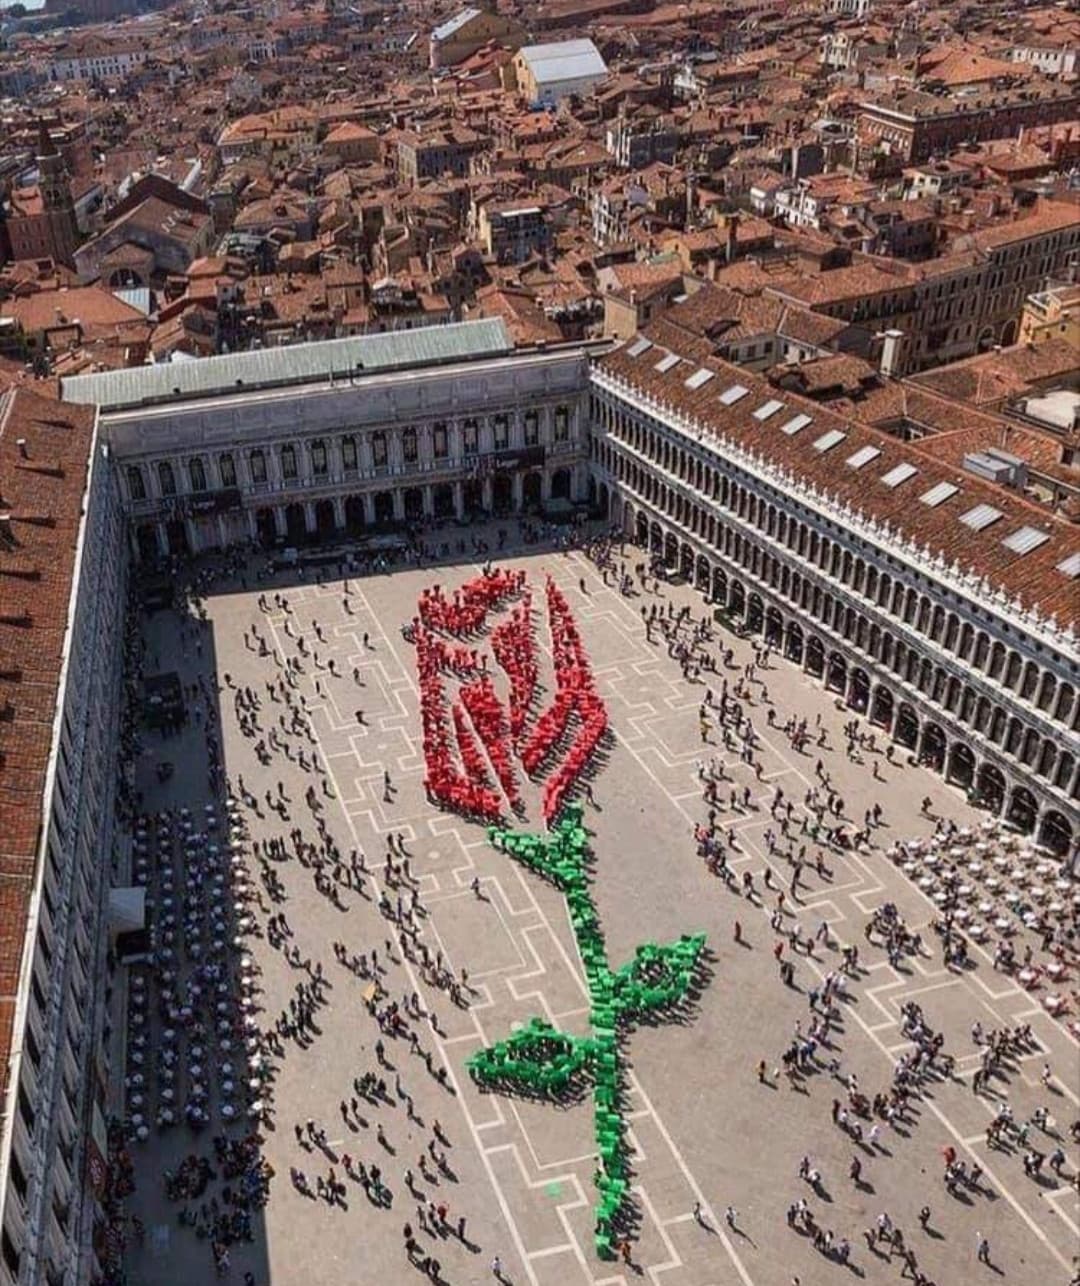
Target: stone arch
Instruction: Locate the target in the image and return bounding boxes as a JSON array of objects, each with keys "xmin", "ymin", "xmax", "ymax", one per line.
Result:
[
  {"xmin": 1006, "ymin": 785, "xmax": 1038, "ymax": 834},
  {"xmin": 870, "ymin": 685, "xmax": 894, "ymax": 729},
  {"xmin": 805, "ymin": 635, "xmax": 825, "ymax": 678},
  {"xmin": 764, "ymin": 605, "xmax": 784, "ymax": 647},
  {"xmin": 1038, "ymin": 810, "xmax": 1073, "ymax": 857},
  {"xmin": 825, "ymin": 651, "xmax": 847, "ymax": 694},
  {"xmin": 785, "ymin": 620, "xmax": 804, "ymax": 664},
  {"xmin": 894, "ymin": 702, "xmax": 919, "ymax": 750},
  {"xmin": 345, "ymin": 494, "xmax": 366, "ymax": 534},
  {"xmin": 314, "ymin": 498, "xmax": 336, "ymax": 537},
  {"xmin": 284, "ymin": 502, "xmax": 306, "ymax": 543},
  {"xmin": 849, "ymin": 667, "xmax": 871, "ymax": 714},
  {"xmin": 920, "ymin": 722, "xmax": 947, "ymax": 772},
  {"xmin": 695, "ymin": 554, "xmax": 711, "ymax": 592},
  {"xmin": 947, "ymin": 742, "xmax": 975, "ymax": 789},
  {"xmin": 523, "ymin": 471, "xmax": 543, "ymax": 508},
  {"xmin": 975, "ymin": 762, "xmax": 1006, "ymax": 813}
]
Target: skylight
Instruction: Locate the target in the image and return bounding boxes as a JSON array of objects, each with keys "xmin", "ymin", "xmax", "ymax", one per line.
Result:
[
  {"xmin": 845, "ymin": 445, "xmax": 881, "ymax": 470},
  {"xmin": 881, "ymin": 462, "xmax": 918, "ymax": 488},
  {"xmin": 685, "ymin": 367, "xmax": 715, "ymax": 390},
  {"xmin": 813, "ymin": 429, "xmax": 847, "ymax": 453},
  {"xmin": 1057, "ymin": 551, "xmax": 1080, "ymax": 578},
  {"xmin": 920, "ymin": 482, "xmax": 958, "ymax": 508},
  {"xmin": 655, "ymin": 352, "xmax": 680, "ymax": 373},
  {"xmin": 718, "ymin": 383, "xmax": 749, "ymax": 406},
  {"xmin": 753, "ymin": 399, "xmax": 785, "ymax": 421},
  {"xmin": 1002, "ymin": 526, "xmax": 1049, "ymax": 555},
  {"xmin": 627, "ymin": 337, "xmax": 652, "ymax": 358},
  {"xmin": 959, "ymin": 503, "xmax": 1003, "ymax": 531},
  {"xmin": 779, "ymin": 413, "xmax": 812, "ymax": 436}
]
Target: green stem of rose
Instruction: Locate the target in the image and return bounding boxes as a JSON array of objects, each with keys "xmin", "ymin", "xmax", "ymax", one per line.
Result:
[{"xmin": 477, "ymin": 812, "xmax": 631, "ymax": 1259}]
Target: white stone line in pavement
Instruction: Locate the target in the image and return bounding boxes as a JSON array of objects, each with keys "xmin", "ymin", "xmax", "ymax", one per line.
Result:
[
  {"xmin": 356, "ymin": 571, "xmax": 761, "ymax": 1284},
  {"xmin": 265, "ymin": 607, "xmax": 550, "ymax": 1286},
  {"xmin": 732, "ymin": 815, "xmax": 1075, "ymax": 1275},
  {"xmin": 625, "ymin": 1070, "xmax": 756, "ymax": 1286},
  {"xmin": 629, "ymin": 1183, "xmax": 686, "ymax": 1279}
]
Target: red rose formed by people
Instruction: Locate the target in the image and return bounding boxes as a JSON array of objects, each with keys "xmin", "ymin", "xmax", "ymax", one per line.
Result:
[{"xmin": 411, "ymin": 569, "xmax": 607, "ymax": 825}]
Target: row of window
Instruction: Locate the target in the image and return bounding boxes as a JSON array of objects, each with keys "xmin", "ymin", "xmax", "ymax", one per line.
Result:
[
  {"xmin": 603, "ymin": 443, "xmax": 1078, "ymax": 800},
  {"xmin": 126, "ymin": 408, "xmax": 573, "ymax": 502},
  {"xmin": 593, "ymin": 398, "xmax": 1077, "ymax": 731},
  {"xmin": 3, "ymin": 545, "xmax": 124, "ymax": 1284}
]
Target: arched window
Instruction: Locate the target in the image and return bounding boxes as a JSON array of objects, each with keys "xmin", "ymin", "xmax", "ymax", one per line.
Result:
[
  {"xmin": 158, "ymin": 461, "xmax": 176, "ymax": 496},
  {"xmin": 189, "ymin": 458, "xmax": 206, "ymax": 492},
  {"xmin": 311, "ymin": 439, "xmax": 328, "ymax": 475},
  {"xmin": 280, "ymin": 445, "xmax": 297, "ymax": 479},
  {"xmin": 126, "ymin": 466, "xmax": 146, "ymax": 501},
  {"xmin": 250, "ymin": 449, "xmax": 267, "ymax": 483},
  {"xmin": 219, "ymin": 453, "xmax": 236, "ymax": 488},
  {"xmin": 402, "ymin": 429, "xmax": 417, "ymax": 463}
]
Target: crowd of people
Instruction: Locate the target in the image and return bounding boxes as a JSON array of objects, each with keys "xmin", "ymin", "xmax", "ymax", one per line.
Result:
[{"xmin": 103, "ymin": 516, "xmax": 1078, "ymax": 1286}]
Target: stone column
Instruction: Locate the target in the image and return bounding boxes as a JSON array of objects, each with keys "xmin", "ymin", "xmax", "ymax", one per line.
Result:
[
  {"xmin": 392, "ymin": 490, "xmax": 405, "ymax": 521},
  {"xmin": 304, "ymin": 501, "xmax": 317, "ymax": 534},
  {"xmin": 512, "ymin": 472, "xmax": 523, "ymax": 510},
  {"xmin": 246, "ymin": 510, "xmax": 258, "ymax": 540},
  {"xmin": 155, "ymin": 523, "xmax": 169, "ymax": 556},
  {"xmin": 453, "ymin": 481, "xmax": 464, "ymax": 520},
  {"xmin": 422, "ymin": 486, "xmax": 434, "ymax": 518},
  {"xmin": 482, "ymin": 478, "xmax": 493, "ymax": 511},
  {"xmin": 273, "ymin": 506, "xmax": 287, "ymax": 537},
  {"xmin": 332, "ymin": 496, "xmax": 346, "ymax": 530},
  {"xmin": 363, "ymin": 493, "xmax": 376, "ymax": 525}
]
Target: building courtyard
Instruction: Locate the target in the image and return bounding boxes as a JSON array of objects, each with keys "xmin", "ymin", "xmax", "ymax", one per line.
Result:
[{"xmin": 116, "ymin": 530, "xmax": 1079, "ymax": 1286}]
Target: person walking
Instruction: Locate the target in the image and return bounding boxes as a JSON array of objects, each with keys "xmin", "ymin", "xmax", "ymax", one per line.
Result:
[{"xmin": 976, "ymin": 1232, "xmax": 991, "ymax": 1265}]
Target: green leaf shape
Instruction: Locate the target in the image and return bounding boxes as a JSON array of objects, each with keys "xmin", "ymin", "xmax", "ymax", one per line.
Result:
[
  {"xmin": 467, "ymin": 1018, "xmax": 596, "ymax": 1094},
  {"xmin": 611, "ymin": 934, "xmax": 706, "ymax": 1016},
  {"xmin": 475, "ymin": 807, "xmax": 709, "ymax": 1261}
]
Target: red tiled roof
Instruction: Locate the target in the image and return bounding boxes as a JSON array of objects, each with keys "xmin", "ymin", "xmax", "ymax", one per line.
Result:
[
  {"xmin": 599, "ymin": 311, "xmax": 1080, "ymax": 627},
  {"xmin": 0, "ymin": 386, "xmax": 95, "ymax": 1105}
]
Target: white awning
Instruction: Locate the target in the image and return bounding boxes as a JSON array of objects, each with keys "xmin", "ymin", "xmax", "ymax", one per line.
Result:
[{"xmin": 108, "ymin": 886, "xmax": 146, "ymax": 934}]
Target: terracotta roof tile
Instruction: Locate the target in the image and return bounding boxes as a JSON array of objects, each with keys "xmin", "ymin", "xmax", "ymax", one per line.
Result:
[
  {"xmin": 0, "ymin": 386, "xmax": 95, "ymax": 1103},
  {"xmin": 599, "ymin": 310, "xmax": 1080, "ymax": 627}
]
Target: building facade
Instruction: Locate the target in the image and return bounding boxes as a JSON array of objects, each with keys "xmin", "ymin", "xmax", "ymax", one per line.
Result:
[
  {"xmin": 0, "ymin": 391, "xmax": 128, "ymax": 1286},
  {"xmin": 588, "ymin": 335, "xmax": 1079, "ymax": 858},
  {"xmin": 60, "ymin": 321, "xmax": 592, "ymax": 562}
]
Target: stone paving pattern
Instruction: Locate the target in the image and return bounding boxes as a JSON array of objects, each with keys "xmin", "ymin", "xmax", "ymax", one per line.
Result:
[{"xmin": 123, "ymin": 536, "xmax": 1079, "ymax": 1286}]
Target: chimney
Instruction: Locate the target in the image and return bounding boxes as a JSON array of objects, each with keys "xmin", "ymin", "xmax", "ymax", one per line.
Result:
[{"xmin": 878, "ymin": 329, "xmax": 904, "ymax": 379}]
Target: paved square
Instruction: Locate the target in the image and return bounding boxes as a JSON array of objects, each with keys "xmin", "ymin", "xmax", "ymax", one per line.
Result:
[{"xmin": 118, "ymin": 530, "xmax": 1078, "ymax": 1286}]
